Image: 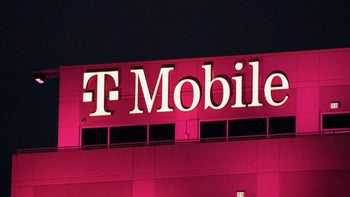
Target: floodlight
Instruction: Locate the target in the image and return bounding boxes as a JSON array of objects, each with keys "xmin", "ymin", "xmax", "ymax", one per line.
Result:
[
  {"xmin": 32, "ymin": 68, "xmax": 59, "ymax": 84},
  {"xmin": 33, "ymin": 73, "xmax": 45, "ymax": 84}
]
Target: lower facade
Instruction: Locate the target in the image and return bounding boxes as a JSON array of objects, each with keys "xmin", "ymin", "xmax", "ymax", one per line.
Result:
[{"xmin": 12, "ymin": 134, "xmax": 350, "ymax": 197}]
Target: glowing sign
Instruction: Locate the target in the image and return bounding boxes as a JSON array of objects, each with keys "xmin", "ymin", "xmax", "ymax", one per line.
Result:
[
  {"xmin": 83, "ymin": 70, "xmax": 119, "ymax": 116},
  {"xmin": 82, "ymin": 60, "xmax": 289, "ymax": 117},
  {"xmin": 236, "ymin": 190, "xmax": 246, "ymax": 197},
  {"xmin": 330, "ymin": 102, "xmax": 340, "ymax": 109},
  {"xmin": 130, "ymin": 66, "xmax": 174, "ymax": 114}
]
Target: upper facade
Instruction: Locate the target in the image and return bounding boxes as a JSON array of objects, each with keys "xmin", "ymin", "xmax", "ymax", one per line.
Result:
[{"xmin": 55, "ymin": 48, "xmax": 350, "ymax": 147}]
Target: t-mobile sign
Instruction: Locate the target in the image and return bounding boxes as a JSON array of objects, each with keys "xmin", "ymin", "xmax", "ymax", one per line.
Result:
[{"xmin": 82, "ymin": 59, "xmax": 290, "ymax": 118}]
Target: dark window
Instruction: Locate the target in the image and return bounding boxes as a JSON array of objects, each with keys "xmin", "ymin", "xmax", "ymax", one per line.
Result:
[
  {"xmin": 110, "ymin": 125, "xmax": 147, "ymax": 144},
  {"xmin": 82, "ymin": 128, "xmax": 108, "ymax": 145},
  {"xmin": 200, "ymin": 121, "xmax": 226, "ymax": 140},
  {"xmin": 269, "ymin": 116, "xmax": 296, "ymax": 134},
  {"xmin": 149, "ymin": 124, "xmax": 175, "ymax": 142},
  {"xmin": 229, "ymin": 118, "xmax": 266, "ymax": 137},
  {"xmin": 323, "ymin": 113, "xmax": 350, "ymax": 129}
]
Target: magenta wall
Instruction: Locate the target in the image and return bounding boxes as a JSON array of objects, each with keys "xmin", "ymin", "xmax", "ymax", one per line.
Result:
[
  {"xmin": 12, "ymin": 48, "xmax": 350, "ymax": 196},
  {"xmin": 12, "ymin": 135, "xmax": 350, "ymax": 197},
  {"xmin": 57, "ymin": 48, "xmax": 350, "ymax": 147}
]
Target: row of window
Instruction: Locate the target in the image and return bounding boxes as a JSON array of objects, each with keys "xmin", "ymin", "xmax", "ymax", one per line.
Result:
[
  {"xmin": 81, "ymin": 116, "xmax": 296, "ymax": 146},
  {"xmin": 200, "ymin": 116, "xmax": 295, "ymax": 139},
  {"xmin": 81, "ymin": 113, "xmax": 350, "ymax": 146},
  {"xmin": 82, "ymin": 124, "xmax": 175, "ymax": 146}
]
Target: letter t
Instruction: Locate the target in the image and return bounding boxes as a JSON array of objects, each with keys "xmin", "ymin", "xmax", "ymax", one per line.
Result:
[{"xmin": 83, "ymin": 70, "xmax": 119, "ymax": 116}]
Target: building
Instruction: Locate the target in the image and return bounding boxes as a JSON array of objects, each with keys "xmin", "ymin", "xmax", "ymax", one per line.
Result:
[{"xmin": 12, "ymin": 48, "xmax": 350, "ymax": 196}]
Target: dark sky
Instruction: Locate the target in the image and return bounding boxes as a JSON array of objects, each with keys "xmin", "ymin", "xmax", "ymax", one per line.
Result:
[{"xmin": 1, "ymin": 1, "xmax": 349, "ymax": 196}]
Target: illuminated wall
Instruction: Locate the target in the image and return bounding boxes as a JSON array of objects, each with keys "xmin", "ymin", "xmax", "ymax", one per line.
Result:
[
  {"xmin": 12, "ymin": 135, "xmax": 350, "ymax": 197},
  {"xmin": 57, "ymin": 48, "xmax": 350, "ymax": 147},
  {"xmin": 12, "ymin": 48, "xmax": 350, "ymax": 197}
]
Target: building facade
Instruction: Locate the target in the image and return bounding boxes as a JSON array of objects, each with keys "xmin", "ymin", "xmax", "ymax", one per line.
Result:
[{"xmin": 12, "ymin": 48, "xmax": 350, "ymax": 196}]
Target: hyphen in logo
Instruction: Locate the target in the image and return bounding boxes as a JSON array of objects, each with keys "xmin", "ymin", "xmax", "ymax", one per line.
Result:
[{"xmin": 83, "ymin": 70, "xmax": 119, "ymax": 116}]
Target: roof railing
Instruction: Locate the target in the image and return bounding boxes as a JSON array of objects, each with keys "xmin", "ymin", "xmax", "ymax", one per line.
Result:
[{"xmin": 15, "ymin": 131, "xmax": 350, "ymax": 154}]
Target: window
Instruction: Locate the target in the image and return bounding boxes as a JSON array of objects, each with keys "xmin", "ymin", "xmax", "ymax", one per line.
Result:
[
  {"xmin": 200, "ymin": 121, "xmax": 226, "ymax": 141},
  {"xmin": 149, "ymin": 124, "xmax": 175, "ymax": 144},
  {"xmin": 150, "ymin": 124, "xmax": 175, "ymax": 141},
  {"xmin": 322, "ymin": 113, "xmax": 350, "ymax": 129},
  {"xmin": 82, "ymin": 127, "xmax": 108, "ymax": 146},
  {"xmin": 269, "ymin": 116, "xmax": 296, "ymax": 134},
  {"xmin": 229, "ymin": 118, "xmax": 266, "ymax": 137},
  {"xmin": 110, "ymin": 125, "xmax": 147, "ymax": 144}
]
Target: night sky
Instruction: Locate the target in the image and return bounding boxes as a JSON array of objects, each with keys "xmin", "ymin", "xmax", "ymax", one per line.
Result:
[{"xmin": 1, "ymin": 1, "xmax": 349, "ymax": 196}]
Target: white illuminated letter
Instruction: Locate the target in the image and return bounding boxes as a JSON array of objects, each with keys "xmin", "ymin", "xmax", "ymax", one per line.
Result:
[
  {"xmin": 202, "ymin": 64, "xmax": 230, "ymax": 109},
  {"xmin": 247, "ymin": 61, "xmax": 263, "ymax": 107},
  {"xmin": 231, "ymin": 62, "xmax": 246, "ymax": 108},
  {"xmin": 174, "ymin": 78, "xmax": 201, "ymax": 111},
  {"xmin": 264, "ymin": 73, "xmax": 289, "ymax": 106},
  {"xmin": 83, "ymin": 70, "xmax": 119, "ymax": 116},
  {"xmin": 130, "ymin": 66, "xmax": 174, "ymax": 114}
]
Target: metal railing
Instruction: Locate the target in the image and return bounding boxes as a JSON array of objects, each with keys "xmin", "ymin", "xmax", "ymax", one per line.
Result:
[{"xmin": 15, "ymin": 131, "xmax": 350, "ymax": 154}]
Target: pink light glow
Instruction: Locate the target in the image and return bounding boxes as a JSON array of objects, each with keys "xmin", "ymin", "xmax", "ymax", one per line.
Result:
[
  {"xmin": 13, "ymin": 48, "xmax": 350, "ymax": 197},
  {"xmin": 54, "ymin": 48, "xmax": 350, "ymax": 147}
]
